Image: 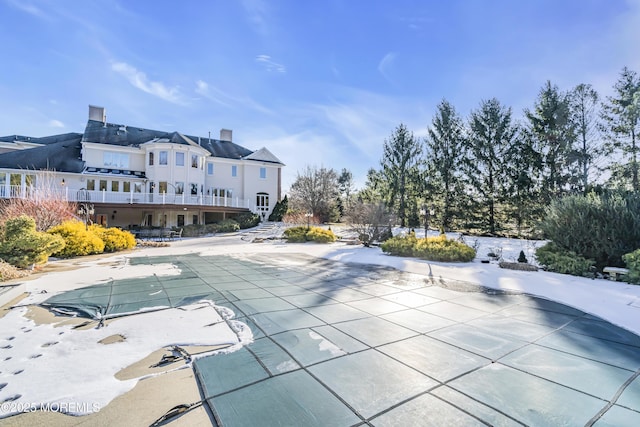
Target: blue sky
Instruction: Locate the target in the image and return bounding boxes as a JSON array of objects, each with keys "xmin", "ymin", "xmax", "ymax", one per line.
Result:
[{"xmin": 1, "ymin": 0, "xmax": 639, "ymax": 190}]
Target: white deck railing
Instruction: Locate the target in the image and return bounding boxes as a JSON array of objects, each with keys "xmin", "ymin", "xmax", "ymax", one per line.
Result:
[{"xmin": 1, "ymin": 185, "xmax": 252, "ymax": 209}]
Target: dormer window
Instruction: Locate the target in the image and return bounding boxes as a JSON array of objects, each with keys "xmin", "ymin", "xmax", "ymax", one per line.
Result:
[{"xmin": 149, "ymin": 152, "xmax": 154, "ymax": 166}]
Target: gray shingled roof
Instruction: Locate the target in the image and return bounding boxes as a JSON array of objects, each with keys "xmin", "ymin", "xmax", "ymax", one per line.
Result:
[
  {"xmin": 0, "ymin": 119, "xmax": 267, "ymax": 173},
  {"xmin": 0, "ymin": 133, "xmax": 84, "ymax": 172},
  {"xmin": 83, "ymin": 120, "xmax": 254, "ymax": 159}
]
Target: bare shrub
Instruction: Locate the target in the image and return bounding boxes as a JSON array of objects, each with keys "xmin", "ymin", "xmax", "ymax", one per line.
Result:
[
  {"xmin": 282, "ymin": 211, "xmax": 321, "ymax": 227},
  {"xmin": 345, "ymin": 201, "xmax": 395, "ymax": 246},
  {"xmin": 0, "ymin": 171, "xmax": 76, "ymax": 231}
]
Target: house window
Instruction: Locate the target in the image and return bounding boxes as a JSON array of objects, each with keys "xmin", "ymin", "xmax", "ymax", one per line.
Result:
[
  {"xmin": 159, "ymin": 151, "xmax": 168, "ymax": 165},
  {"xmin": 86, "ymin": 179, "xmax": 95, "ymax": 191},
  {"xmin": 159, "ymin": 182, "xmax": 167, "ymax": 194},
  {"xmin": 231, "ymin": 165, "xmax": 237, "ymax": 177},
  {"xmin": 176, "ymin": 152, "xmax": 185, "ymax": 166},
  {"xmin": 207, "ymin": 163, "xmax": 214, "ymax": 175},
  {"xmin": 134, "ymin": 182, "xmax": 142, "ymax": 193},
  {"xmin": 149, "ymin": 152, "xmax": 154, "ymax": 166},
  {"xmin": 10, "ymin": 173, "xmax": 21, "ymax": 186},
  {"xmin": 191, "ymin": 155, "xmax": 198, "ymax": 168},
  {"xmin": 192, "ymin": 215, "xmax": 198, "ymax": 225},
  {"xmin": 111, "ymin": 181, "xmax": 119, "ymax": 192},
  {"xmin": 260, "ymin": 167, "xmax": 267, "ymax": 179},
  {"xmin": 190, "ymin": 183, "xmax": 198, "ymax": 195},
  {"xmin": 123, "ymin": 181, "xmax": 131, "ymax": 192},
  {"xmin": 177, "ymin": 215, "xmax": 185, "ymax": 227},
  {"xmin": 175, "ymin": 182, "xmax": 184, "ymax": 195},
  {"xmin": 104, "ymin": 152, "xmax": 130, "ymax": 169},
  {"xmin": 99, "ymin": 180, "xmax": 107, "ymax": 191},
  {"xmin": 26, "ymin": 174, "xmax": 35, "ymax": 187},
  {"xmin": 256, "ymin": 192, "xmax": 269, "ymax": 209}
]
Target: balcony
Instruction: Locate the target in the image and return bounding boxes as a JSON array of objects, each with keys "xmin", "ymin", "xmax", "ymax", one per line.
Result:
[{"xmin": 0, "ymin": 185, "xmax": 251, "ymax": 210}]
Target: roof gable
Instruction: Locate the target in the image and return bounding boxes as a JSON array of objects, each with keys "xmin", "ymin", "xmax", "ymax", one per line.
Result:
[{"xmin": 243, "ymin": 147, "xmax": 284, "ymax": 165}]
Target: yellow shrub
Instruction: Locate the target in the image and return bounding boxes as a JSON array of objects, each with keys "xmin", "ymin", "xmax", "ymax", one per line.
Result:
[
  {"xmin": 90, "ymin": 225, "xmax": 136, "ymax": 252},
  {"xmin": 48, "ymin": 220, "xmax": 105, "ymax": 258}
]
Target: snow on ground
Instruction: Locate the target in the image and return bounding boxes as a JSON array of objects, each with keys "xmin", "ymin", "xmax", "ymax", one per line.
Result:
[{"xmin": 1, "ymin": 226, "xmax": 639, "ymax": 418}]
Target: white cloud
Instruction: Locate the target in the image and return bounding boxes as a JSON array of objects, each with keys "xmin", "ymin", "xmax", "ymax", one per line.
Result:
[
  {"xmin": 378, "ymin": 52, "xmax": 397, "ymax": 85},
  {"xmin": 48, "ymin": 119, "xmax": 64, "ymax": 128},
  {"xmin": 241, "ymin": 0, "xmax": 270, "ymax": 36},
  {"xmin": 111, "ymin": 62, "xmax": 185, "ymax": 105},
  {"xmin": 256, "ymin": 55, "xmax": 286, "ymax": 73},
  {"xmin": 195, "ymin": 80, "xmax": 209, "ymax": 95},
  {"xmin": 194, "ymin": 79, "xmax": 272, "ymax": 114},
  {"xmin": 6, "ymin": 0, "xmax": 47, "ymax": 19}
]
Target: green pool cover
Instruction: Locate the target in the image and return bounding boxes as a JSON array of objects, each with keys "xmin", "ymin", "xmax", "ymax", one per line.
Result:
[{"xmin": 42, "ymin": 254, "xmax": 640, "ymax": 426}]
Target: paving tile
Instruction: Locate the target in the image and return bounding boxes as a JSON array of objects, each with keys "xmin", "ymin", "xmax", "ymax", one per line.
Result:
[
  {"xmin": 431, "ymin": 386, "xmax": 524, "ymax": 427},
  {"xmin": 379, "ymin": 335, "xmax": 490, "ymax": 382},
  {"xmin": 281, "ymin": 292, "xmax": 338, "ymax": 308},
  {"xmin": 346, "ymin": 297, "xmax": 408, "ymax": 316},
  {"xmin": 617, "ymin": 375, "xmax": 640, "ymax": 412},
  {"xmin": 357, "ymin": 283, "xmax": 405, "ymax": 297},
  {"xmin": 380, "ymin": 309, "xmax": 455, "ymax": 333},
  {"xmin": 311, "ymin": 325, "xmax": 369, "ymax": 353},
  {"xmin": 248, "ymin": 337, "xmax": 300, "ymax": 375},
  {"xmin": 594, "ymin": 405, "xmax": 640, "ymax": 426},
  {"xmin": 194, "ymin": 348, "xmax": 268, "ymax": 397},
  {"xmin": 381, "ymin": 291, "xmax": 441, "ymax": 308},
  {"xmin": 518, "ymin": 298, "xmax": 586, "ymax": 316},
  {"xmin": 209, "ymin": 370, "xmax": 361, "ymax": 427},
  {"xmin": 250, "ymin": 308, "xmax": 325, "ymax": 335},
  {"xmin": 500, "ymin": 345, "xmax": 634, "ymax": 400},
  {"xmin": 271, "ymin": 329, "xmax": 346, "ymax": 366},
  {"xmin": 315, "ymin": 287, "xmax": 373, "ymax": 303},
  {"xmin": 447, "ymin": 293, "xmax": 525, "ymax": 313},
  {"xmin": 309, "ymin": 350, "xmax": 437, "ymax": 419},
  {"xmin": 418, "ymin": 300, "xmax": 489, "ymax": 322},
  {"xmin": 333, "ymin": 317, "xmax": 418, "ymax": 347},
  {"xmin": 466, "ymin": 314, "xmax": 557, "ymax": 342},
  {"xmin": 229, "ymin": 288, "xmax": 275, "ymax": 300},
  {"xmin": 304, "ymin": 303, "xmax": 370, "ymax": 324},
  {"xmin": 536, "ymin": 330, "xmax": 640, "ymax": 371},
  {"xmin": 427, "ymin": 324, "xmax": 527, "ymax": 360},
  {"xmin": 562, "ymin": 318, "xmax": 640, "ymax": 347},
  {"xmin": 412, "ymin": 286, "xmax": 464, "ymax": 300},
  {"xmin": 370, "ymin": 392, "xmax": 485, "ymax": 426},
  {"xmin": 448, "ymin": 364, "xmax": 606, "ymax": 426},
  {"xmin": 497, "ymin": 304, "xmax": 579, "ymax": 328},
  {"xmin": 233, "ymin": 297, "xmax": 297, "ymax": 315}
]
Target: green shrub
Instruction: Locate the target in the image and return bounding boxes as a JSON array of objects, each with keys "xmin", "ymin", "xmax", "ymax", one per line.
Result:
[
  {"xmin": 283, "ymin": 226, "xmax": 336, "ymax": 243},
  {"xmin": 381, "ymin": 234, "xmax": 475, "ymax": 262},
  {"xmin": 268, "ymin": 196, "xmax": 288, "ymax": 221},
  {"xmin": 217, "ymin": 219, "xmax": 240, "ymax": 232},
  {"xmin": 306, "ymin": 227, "xmax": 337, "ymax": 243},
  {"xmin": 0, "ymin": 215, "xmax": 65, "ymax": 268},
  {"xmin": 414, "ymin": 235, "xmax": 476, "ymax": 262},
  {"xmin": 48, "ymin": 220, "xmax": 105, "ymax": 258},
  {"xmin": 283, "ymin": 226, "xmax": 308, "ymax": 243},
  {"xmin": 235, "ymin": 213, "xmax": 260, "ymax": 229},
  {"xmin": 518, "ymin": 250, "xmax": 528, "ymax": 263},
  {"xmin": 90, "ymin": 225, "xmax": 136, "ymax": 252},
  {"xmin": 622, "ymin": 249, "xmax": 640, "ymax": 284},
  {"xmin": 540, "ymin": 191, "xmax": 640, "ymax": 271},
  {"xmin": 380, "ymin": 233, "xmax": 418, "ymax": 257},
  {"xmin": 535, "ymin": 242, "xmax": 595, "ymax": 277}
]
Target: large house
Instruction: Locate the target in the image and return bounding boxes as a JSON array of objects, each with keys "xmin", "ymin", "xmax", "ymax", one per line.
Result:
[{"xmin": 0, "ymin": 105, "xmax": 284, "ymax": 229}]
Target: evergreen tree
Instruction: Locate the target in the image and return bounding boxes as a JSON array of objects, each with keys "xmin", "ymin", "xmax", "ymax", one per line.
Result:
[
  {"xmin": 569, "ymin": 83, "xmax": 604, "ymax": 194},
  {"xmin": 525, "ymin": 81, "xmax": 577, "ymax": 204},
  {"xmin": 337, "ymin": 168, "xmax": 355, "ymax": 213},
  {"xmin": 380, "ymin": 124, "xmax": 423, "ymax": 227},
  {"xmin": 425, "ymin": 99, "xmax": 466, "ymax": 231},
  {"xmin": 465, "ymin": 98, "xmax": 518, "ymax": 235},
  {"xmin": 601, "ymin": 66, "xmax": 640, "ymax": 191},
  {"xmin": 504, "ymin": 134, "xmax": 541, "ymax": 236}
]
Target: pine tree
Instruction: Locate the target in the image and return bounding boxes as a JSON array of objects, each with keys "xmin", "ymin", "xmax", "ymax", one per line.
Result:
[
  {"xmin": 504, "ymin": 135, "xmax": 541, "ymax": 236},
  {"xmin": 337, "ymin": 168, "xmax": 355, "ymax": 213},
  {"xmin": 525, "ymin": 81, "xmax": 576, "ymax": 204},
  {"xmin": 425, "ymin": 99, "xmax": 466, "ymax": 231},
  {"xmin": 569, "ymin": 83, "xmax": 604, "ymax": 194},
  {"xmin": 465, "ymin": 98, "xmax": 518, "ymax": 235},
  {"xmin": 380, "ymin": 124, "xmax": 423, "ymax": 227},
  {"xmin": 601, "ymin": 67, "xmax": 640, "ymax": 191}
]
